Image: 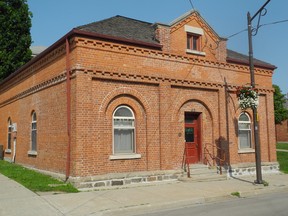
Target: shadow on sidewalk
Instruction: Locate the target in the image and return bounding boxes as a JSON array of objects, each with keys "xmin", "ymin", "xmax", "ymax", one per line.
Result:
[{"xmin": 230, "ymin": 176, "xmax": 255, "ymax": 184}]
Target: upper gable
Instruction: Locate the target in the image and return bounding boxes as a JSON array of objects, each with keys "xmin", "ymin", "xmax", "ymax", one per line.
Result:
[{"xmin": 155, "ymin": 11, "xmax": 227, "ymax": 62}]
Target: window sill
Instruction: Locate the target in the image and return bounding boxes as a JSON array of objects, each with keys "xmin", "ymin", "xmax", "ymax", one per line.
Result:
[
  {"xmin": 109, "ymin": 154, "xmax": 141, "ymax": 160},
  {"xmin": 186, "ymin": 49, "xmax": 206, "ymax": 56},
  {"xmin": 28, "ymin": 151, "xmax": 38, "ymax": 156},
  {"xmin": 238, "ymin": 149, "xmax": 255, "ymax": 154},
  {"xmin": 4, "ymin": 149, "xmax": 11, "ymax": 154}
]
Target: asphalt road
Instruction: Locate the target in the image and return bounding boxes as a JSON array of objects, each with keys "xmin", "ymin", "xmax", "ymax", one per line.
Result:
[{"xmin": 134, "ymin": 191, "xmax": 288, "ymax": 216}]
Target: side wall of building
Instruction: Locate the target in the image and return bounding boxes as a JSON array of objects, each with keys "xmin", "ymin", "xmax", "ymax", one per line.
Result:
[
  {"xmin": 0, "ymin": 44, "xmax": 73, "ymax": 175},
  {"xmin": 276, "ymin": 120, "xmax": 288, "ymax": 142}
]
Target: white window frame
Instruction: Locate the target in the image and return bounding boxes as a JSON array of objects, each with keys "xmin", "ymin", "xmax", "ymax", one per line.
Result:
[
  {"xmin": 5, "ymin": 118, "xmax": 13, "ymax": 153},
  {"xmin": 238, "ymin": 112, "xmax": 254, "ymax": 153},
  {"xmin": 185, "ymin": 25, "xmax": 206, "ymax": 56},
  {"xmin": 110, "ymin": 106, "xmax": 141, "ymax": 160},
  {"xmin": 28, "ymin": 111, "xmax": 37, "ymax": 156}
]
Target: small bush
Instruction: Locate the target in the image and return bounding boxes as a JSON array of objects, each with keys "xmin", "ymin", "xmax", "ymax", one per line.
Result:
[{"xmin": 231, "ymin": 191, "xmax": 240, "ymax": 198}]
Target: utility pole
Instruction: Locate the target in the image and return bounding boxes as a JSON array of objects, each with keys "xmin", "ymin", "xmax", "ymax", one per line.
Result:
[{"xmin": 247, "ymin": 0, "xmax": 271, "ymax": 184}]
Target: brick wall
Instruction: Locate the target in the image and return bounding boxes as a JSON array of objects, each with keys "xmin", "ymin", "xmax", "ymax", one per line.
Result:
[
  {"xmin": 276, "ymin": 120, "xmax": 288, "ymax": 142},
  {"xmin": 0, "ymin": 12, "xmax": 277, "ymax": 180}
]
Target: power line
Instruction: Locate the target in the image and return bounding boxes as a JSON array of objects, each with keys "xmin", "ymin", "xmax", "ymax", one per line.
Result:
[
  {"xmin": 188, "ymin": 0, "xmax": 195, "ymax": 10},
  {"xmin": 226, "ymin": 19, "xmax": 288, "ymax": 39},
  {"xmin": 258, "ymin": 19, "xmax": 288, "ymax": 28},
  {"xmin": 227, "ymin": 28, "xmax": 247, "ymax": 39}
]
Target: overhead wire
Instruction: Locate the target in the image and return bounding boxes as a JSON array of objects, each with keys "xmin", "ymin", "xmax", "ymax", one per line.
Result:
[
  {"xmin": 226, "ymin": 19, "xmax": 288, "ymax": 39},
  {"xmin": 188, "ymin": 0, "xmax": 195, "ymax": 10}
]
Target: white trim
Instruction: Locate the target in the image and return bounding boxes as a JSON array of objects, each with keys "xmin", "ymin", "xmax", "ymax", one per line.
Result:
[
  {"xmin": 109, "ymin": 154, "xmax": 141, "ymax": 160},
  {"xmin": 185, "ymin": 25, "xmax": 204, "ymax": 35},
  {"xmin": 31, "ymin": 111, "xmax": 37, "ymax": 151},
  {"xmin": 238, "ymin": 112, "xmax": 252, "ymax": 149},
  {"xmin": 112, "ymin": 106, "xmax": 136, "ymax": 155},
  {"xmin": 4, "ymin": 149, "xmax": 11, "ymax": 153},
  {"xmin": 28, "ymin": 150, "xmax": 38, "ymax": 156},
  {"xmin": 186, "ymin": 49, "xmax": 206, "ymax": 56},
  {"xmin": 238, "ymin": 149, "xmax": 255, "ymax": 154}
]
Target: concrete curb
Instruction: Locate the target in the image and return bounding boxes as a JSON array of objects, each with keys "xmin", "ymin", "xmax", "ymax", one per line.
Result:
[{"xmin": 97, "ymin": 182, "xmax": 288, "ymax": 216}]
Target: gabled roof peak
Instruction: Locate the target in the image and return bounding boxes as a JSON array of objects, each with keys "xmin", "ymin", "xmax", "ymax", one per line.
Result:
[{"xmin": 169, "ymin": 10, "xmax": 200, "ymax": 26}]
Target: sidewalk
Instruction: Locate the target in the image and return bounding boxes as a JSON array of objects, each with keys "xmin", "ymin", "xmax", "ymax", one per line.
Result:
[
  {"xmin": 277, "ymin": 149, "xmax": 288, "ymax": 152},
  {"xmin": 1, "ymin": 173, "xmax": 288, "ymax": 216}
]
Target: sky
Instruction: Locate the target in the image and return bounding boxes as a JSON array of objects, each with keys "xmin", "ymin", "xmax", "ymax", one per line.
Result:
[{"xmin": 27, "ymin": 0, "xmax": 287, "ymax": 94}]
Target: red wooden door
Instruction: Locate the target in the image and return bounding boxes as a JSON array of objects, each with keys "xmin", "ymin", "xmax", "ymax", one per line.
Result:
[{"xmin": 185, "ymin": 113, "xmax": 200, "ymax": 164}]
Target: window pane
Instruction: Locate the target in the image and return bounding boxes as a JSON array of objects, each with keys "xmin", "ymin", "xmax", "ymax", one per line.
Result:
[
  {"xmin": 114, "ymin": 119, "xmax": 134, "ymax": 127},
  {"xmin": 185, "ymin": 127, "xmax": 194, "ymax": 142},
  {"xmin": 192, "ymin": 37, "xmax": 198, "ymax": 50},
  {"xmin": 238, "ymin": 123, "xmax": 250, "ymax": 129},
  {"xmin": 114, "ymin": 107, "xmax": 133, "ymax": 117},
  {"xmin": 239, "ymin": 113, "xmax": 249, "ymax": 122},
  {"xmin": 32, "ymin": 112, "xmax": 37, "ymax": 121},
  {"xmin": 114, "ymin": 129, "xmax": 134, "ymax": 153},
  {"xmin": 31, "ymin": 131, "xmax": 37, "ymax": 151},
  {"xmin": 8, "ymin": 133, "xmax": 11, "ymax": 149},
  {"xmin": 185, "ymin": 113, "xmax": 196, "ymax": 123},
  {"xmin": 239, "ymin": 130, "xmax": 251, "ymax": 148},
  {"xmin": 187, "ymin": 35, "xmax": 191, "ymax": 49}
]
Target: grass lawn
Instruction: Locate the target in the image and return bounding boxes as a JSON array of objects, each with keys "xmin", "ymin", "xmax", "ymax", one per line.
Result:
[
  {"xmin": 0, "ymin": 160, "xmax": 78, "ymax": 193},
  {"xmin": 277, "ymin": 143, "xmax": 288, "ymax": 150},
  {"xmin": 277, "ymin": 151, "xmax": 288, "ymax": 174}
]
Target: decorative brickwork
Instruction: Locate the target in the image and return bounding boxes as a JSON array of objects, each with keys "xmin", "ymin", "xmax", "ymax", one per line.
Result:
[{"xmin": 0, "ymin": 11, "xmax": 277, "ymax": 189}]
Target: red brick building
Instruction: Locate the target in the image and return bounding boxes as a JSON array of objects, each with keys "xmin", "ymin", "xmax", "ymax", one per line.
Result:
[{"xmin": 0, "ymin": 11, "xmax": 279, "ymax": 188}]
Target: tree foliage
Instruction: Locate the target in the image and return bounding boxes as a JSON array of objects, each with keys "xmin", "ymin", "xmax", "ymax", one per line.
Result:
[
  {"xmin": 273, "ymin": 84, "xmax": 288, "ymax": 124},
  {"xmin": 0, "ymin": 0, "xmax": 32, "ymax": 81}
]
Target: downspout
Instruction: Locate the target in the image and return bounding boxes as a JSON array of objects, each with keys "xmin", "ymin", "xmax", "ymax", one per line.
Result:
[{"xmin": 65, "ymin": 38, "xmax": 71, "ymax": 181}]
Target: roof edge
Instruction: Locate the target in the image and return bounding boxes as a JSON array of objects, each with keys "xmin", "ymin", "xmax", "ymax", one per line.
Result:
[
  {"xmin": 227, "ymin": 56, "xmax": 277, "ymax": 70},
  {"xmin": 72, "ymin": 29, "xmax": 162, "ymax": 49},
  {"xmin": 0, "ymin": 28, "xmax": 162, "ymax": 86}
]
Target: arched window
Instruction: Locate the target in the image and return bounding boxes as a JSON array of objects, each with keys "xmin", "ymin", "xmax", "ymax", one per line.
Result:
[
  {"xmin": 7, "ymin": 118, "xmax": 12, "ymax": 150},
  {"xmin": 31, "ymin": 111, "xmax": 37, "ymax": 151},
  {"xmin": 113, "ymin": 106, "xmax": 135, "ymax": 154},
  {"xmin": 238, "ymin": 113, "xmax": 252, "ymax": 149}
]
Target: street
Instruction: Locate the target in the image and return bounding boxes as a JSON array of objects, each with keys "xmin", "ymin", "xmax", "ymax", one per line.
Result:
[{"xmin": 134, "ymin": 191, "xmax": 288, "ymax": 216}]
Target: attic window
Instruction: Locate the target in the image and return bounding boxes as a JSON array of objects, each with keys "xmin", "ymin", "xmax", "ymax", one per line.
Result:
[
  {"xmin": 185, "ymin": 25, "xmax": 206, "ymax": 56},
  {"xmin": 187, "ymin": 33, "xmax": 200, "ymax": 51}
]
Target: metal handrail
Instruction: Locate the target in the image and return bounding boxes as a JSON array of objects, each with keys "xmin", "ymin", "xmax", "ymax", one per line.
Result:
[
  {"xmin": 182, "ymin": 143, "xmax": 191, "ymax": 178},
  {"xmin": 204, "ymin": 143, "xmax": 225, "ymax": 175}
]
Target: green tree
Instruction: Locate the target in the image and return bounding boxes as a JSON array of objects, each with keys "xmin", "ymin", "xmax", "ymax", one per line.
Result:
[
  {"xmin": 0, "ymin": 0, "xmax": 32, "ymax": 81},
  {"xmin": 273, "ymin": 84, "xmax": 288, "ymax": 124}
]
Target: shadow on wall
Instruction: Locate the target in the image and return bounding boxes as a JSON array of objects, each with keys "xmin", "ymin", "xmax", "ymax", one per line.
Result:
[{"xmin": 204, "ymin": 136, "xmax": 230, "ymax": 170}]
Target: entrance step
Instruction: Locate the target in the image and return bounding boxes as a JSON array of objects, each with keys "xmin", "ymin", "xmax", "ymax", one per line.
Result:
[{"xmin": 179, "ymin": 164, "xmax": 227, "ymax": 182}]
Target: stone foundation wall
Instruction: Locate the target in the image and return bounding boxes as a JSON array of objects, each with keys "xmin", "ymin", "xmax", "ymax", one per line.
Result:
[
  {"xmin": 227, "ymin": 162, "xmax": 280, "ymax": 178},
  {"xmin": 69, "ymin": 170, "xmax": 183, "ymax": 190}
]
